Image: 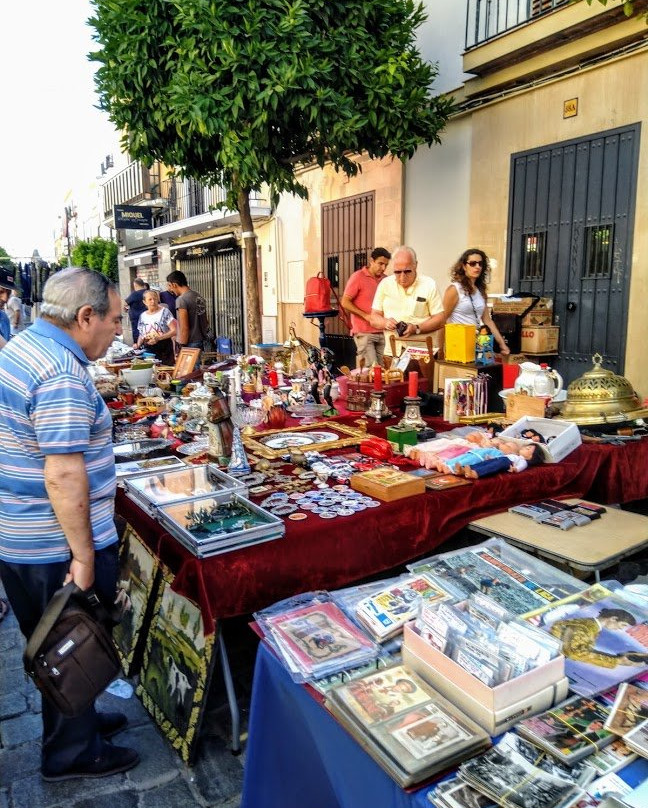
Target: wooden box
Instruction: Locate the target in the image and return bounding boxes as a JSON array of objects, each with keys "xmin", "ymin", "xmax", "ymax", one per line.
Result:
[
  {"xmin": 505, "ymin": 392, "xmax": 547, "ymax": 421},
  {"xmin": 521, "ymin": 326, "xmax": 559, "ymax": 354},
  {"xmin": 350, "ymin": 467, "xmax": 425, "ymax": 501}
]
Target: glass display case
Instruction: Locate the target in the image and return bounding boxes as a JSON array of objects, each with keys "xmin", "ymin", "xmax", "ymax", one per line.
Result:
[{"xmin": 123, "ymin": 464, "xmax": 247, "ymax": 514}]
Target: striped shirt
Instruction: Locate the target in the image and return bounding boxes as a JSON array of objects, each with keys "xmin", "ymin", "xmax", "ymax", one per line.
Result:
[{"xmin": 0, "ymin": 319, "xmax": 118, "ymax": 563}]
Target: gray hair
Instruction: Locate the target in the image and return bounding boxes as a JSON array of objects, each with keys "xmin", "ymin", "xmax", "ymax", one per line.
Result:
[
  {"xmin": 391, "ymin": 245, "xmax": 417, "ymax": 264},
  {"xmin": 40, "ymin": 267, "xmax": 117, "ymax": 326}
]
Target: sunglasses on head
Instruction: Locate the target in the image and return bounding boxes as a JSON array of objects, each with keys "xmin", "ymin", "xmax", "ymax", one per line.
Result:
[
  {"xmin": 393, "ymin": 269, "xmax": 413, "ymax": 275},
  {"xmin": 466, "ymin": 260, "xmax": 483, "ymax": 267}
]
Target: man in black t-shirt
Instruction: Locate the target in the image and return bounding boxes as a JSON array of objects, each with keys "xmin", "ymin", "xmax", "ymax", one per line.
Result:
[
  {"xmin": 124, "ymin": 278, "xmax": 149, "ymax": 342},
  {"xmin": 165, "ymin": 270, "xmax": 210, "ymax": 351}
]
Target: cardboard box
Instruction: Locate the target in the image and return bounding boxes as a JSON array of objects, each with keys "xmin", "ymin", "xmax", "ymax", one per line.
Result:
[
  {"xmin": 493, "ymin": 297, "xmax": 553, "ymax": 326},
  {"xmin": 521, "ymin": 326, "xmax": 559, "ymax": 355},
  {"xmin": 500, "ymin": 416, "xmax": 582, "ymax": 462},
  {"xmin": 402, "ymin": 623, "xmax": 565, "ymax": 720},
  {"xmin": 350, "ymin": 467, "xmax": 426, "ymax": 501},
  {"xmin": 402, "ymin": 636, "xmax": 569, "ymax": 735},
  {"xmin": 505, "ymin": 392, "xmax": 547, "ymax": 421}
]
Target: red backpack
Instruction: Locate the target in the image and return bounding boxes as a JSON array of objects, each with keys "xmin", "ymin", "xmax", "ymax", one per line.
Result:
[{"xmin": 304, "ymin": 272, "xmax": 332, "ymax": 313}]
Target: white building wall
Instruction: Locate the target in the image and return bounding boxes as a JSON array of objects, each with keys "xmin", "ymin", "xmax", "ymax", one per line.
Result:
[{"xmin": 404, "ymin": 1, "xmax": 473, "ymax": 291}]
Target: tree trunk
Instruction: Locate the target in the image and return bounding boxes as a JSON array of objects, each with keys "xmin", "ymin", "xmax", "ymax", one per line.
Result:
[{"xmin": 237, "ymin": 188, "xmax": 262, "ymax": 349}]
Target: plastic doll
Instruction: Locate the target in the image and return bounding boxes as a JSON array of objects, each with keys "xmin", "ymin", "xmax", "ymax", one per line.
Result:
[
  {"xmin": 461, "ymin": 442, "xmax": 545, "ymax": 478},
  {"xmin": 475, "ymin": 324, "xmax": 495, "ymax": 364}
]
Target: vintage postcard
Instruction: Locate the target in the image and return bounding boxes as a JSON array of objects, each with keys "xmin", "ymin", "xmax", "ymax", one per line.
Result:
[{"xmin": 604, "ymin": 682, "xmax": 648, "ymax": 735}]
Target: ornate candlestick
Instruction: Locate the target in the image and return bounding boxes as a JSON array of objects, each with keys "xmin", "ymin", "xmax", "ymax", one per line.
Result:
[
  {"xmin": 365, "ymin": 390, "xmax": 392, "ymax": 422},
  {"xmin": 398, "ymin": 395, "xmax": 426, "ymax": 429}
]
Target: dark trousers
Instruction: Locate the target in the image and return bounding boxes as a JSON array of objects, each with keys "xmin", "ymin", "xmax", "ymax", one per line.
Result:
[{"xmin": 0, "ymin": 543, "xmax": 119, "ymax": 773}]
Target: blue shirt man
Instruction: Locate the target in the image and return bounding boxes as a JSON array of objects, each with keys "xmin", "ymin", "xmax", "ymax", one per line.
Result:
[{"xmin": 0, "ymin": 267, "xmax": 140, "ymax": 782}]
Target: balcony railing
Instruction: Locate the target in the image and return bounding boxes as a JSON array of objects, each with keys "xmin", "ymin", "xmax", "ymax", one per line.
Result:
[
  {"xmin": 466, "ymin": 0, "xmax": 569, "ymax": 49},
  {"xmin": 102, "ymin": 162, "xmax": 269, "ymax": 228}
]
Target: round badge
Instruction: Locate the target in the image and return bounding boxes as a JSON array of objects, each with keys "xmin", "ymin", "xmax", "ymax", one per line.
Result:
[
  {"xmin": 288, "ymin": 512, "xmax": 308, "ymax": 521},
  {"xmin": 365, "ymin": 499, "xmax": 381, "ymax": 507},
  {"xmin": 318, "ymin": 510, "xmax": 337, "ymax": 519},
  {"xmin": 299, "ymin": 502, "xmax": 317, "ymax": 510},
  {"xmin": 289, "ymin": 492, "xmax": 305, "ymax": 501},
  {"xmin": 350, "ymin": 502, "xmax": 367, "ymax": 511},
  {"xmin": 332, "ymin": 484, "xmax": 350, "ymax": 492},
  {"xmin": 336, "ymin": 508, "xmax": 355, "ymax": 517}
]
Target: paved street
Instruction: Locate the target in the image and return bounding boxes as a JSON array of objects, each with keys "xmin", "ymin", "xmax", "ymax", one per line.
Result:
[{"xmin": 0, "ymin": 584, "xmax": 256, "ymax": 808}]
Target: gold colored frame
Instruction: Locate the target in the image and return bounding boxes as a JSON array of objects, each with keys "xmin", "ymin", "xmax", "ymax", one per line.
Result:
[
  {"xmin": 242, "ymin": 420, "xmax": 365, "ymax": 459},
  {"xmin": 173, "ymin": 347, "xmax": 201, "ymax": 379}
]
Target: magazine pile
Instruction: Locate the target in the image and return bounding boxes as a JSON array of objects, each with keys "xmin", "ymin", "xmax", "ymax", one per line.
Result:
[
  {"xmin": 325, "ymin": 663, "xmax": 490, "ymax": 787},
  {"xmin": 353, "ymin": 573, "xmax": 464, "ymax": 642},
  {"xmin": 408, "ymin": 538, "xmax": 587, "ymax": 618},
  {"xmin": 525, "ymin": 582, "xmax": 648, "ymax": 697},
  {"xmin": 254, "ymin": 591, "xmax": 380, "ymax": 682}
]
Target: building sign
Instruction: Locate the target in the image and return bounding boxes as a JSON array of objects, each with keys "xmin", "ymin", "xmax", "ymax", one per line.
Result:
[
  {"xmin": 114, "ymin": 204, "xmax": 153, "ymax": 230},
  {"xmin": 563, "ymin": 98, "xmax": 578, "ymax": 119}
]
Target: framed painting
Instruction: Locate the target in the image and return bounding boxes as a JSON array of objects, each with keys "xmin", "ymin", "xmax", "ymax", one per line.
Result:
[
  {"xmin": 136, "ymin": 567, "xmax": 218, "ymax": 764},
  {"xmin": 173, "ymin": 347, "xmax": 201, "ymax": 379},
  {"xmin": 243, "ymin": 420, "xmax": 365, "ymax": 459},
  {"xmin": 113, "ymin": 524, "xmax": 161, "ymax": 677}
]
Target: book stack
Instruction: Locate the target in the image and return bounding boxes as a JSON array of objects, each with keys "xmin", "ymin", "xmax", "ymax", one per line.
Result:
[{"xmin": 325, "ymin": 663, "xmax": 490, "ymax": 787}]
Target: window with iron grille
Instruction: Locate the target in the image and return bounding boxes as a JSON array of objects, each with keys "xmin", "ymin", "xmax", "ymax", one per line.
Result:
[
  {"xmin": 521, "ymin": 232, "xmax": 546, "ymax": 280},
  {"xmin": 584, "ymin": 224, "xmax": 614, "ymax": 279}
]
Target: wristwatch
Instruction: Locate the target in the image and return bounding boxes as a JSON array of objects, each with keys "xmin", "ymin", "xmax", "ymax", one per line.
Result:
[{"xmin": 414, "ymin": 324, "xmax": 421, "ymax": 335}]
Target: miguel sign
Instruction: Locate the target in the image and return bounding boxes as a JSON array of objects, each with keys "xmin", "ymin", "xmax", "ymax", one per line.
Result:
[{"xmin": 114, "ymin": 205, "xmax": 153, "ymax": 230}]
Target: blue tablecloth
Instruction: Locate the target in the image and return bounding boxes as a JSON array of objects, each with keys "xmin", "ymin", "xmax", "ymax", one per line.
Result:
[
  {"xmin": 241, "ymin": 644, "xmax": 648, "ymax": 808},
  {"xmin": 241, "ymin": 643, "xmax": 433, "ymax": 808}
]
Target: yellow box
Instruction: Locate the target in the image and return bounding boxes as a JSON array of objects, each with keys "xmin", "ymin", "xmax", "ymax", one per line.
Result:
[{"xmin": 444, "ymin": 324, "xmax": 476, "ymax": 363}]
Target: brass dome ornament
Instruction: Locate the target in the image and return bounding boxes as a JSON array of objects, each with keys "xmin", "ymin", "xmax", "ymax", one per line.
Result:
[{"xmin": 557, "ymin": 353, "xmax": 648, "ymax": 425}]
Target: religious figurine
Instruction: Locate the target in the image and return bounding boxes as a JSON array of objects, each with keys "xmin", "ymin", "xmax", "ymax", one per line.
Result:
[{"xmin": 308, "ymin": 347, "xmax": 339, "ymax": 416}]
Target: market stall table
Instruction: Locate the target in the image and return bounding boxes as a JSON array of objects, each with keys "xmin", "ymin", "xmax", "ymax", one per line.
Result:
[{"xmin": 468, "ymin": 498, "xmax": 648, "ymax": 582}]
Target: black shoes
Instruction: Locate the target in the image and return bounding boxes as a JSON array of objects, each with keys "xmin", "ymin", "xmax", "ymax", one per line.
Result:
[
  {"xmin": 41, "ymin": 742, "xmax": 140, "ymax": 782},
  {"xmin": 98, "ymin": 711, "xmax": 128, "ymax": 738}
]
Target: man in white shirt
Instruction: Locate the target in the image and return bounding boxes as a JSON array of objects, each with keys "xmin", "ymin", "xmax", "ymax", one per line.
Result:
[{"xmin": 370, "ymin": 245, "xmax": 445, "ymax": 356}]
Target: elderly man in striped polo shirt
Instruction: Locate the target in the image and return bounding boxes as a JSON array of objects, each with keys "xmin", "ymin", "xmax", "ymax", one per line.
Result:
[{"xmin": 0, "ymin": 267, "xmax": 140, "ymax": 781}]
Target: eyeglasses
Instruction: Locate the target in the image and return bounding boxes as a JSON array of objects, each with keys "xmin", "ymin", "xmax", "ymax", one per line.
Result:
[
  {"xmin": 393, "ymin": 269, "xmax": 413, "ymax": 275},
  {"xmin": 466, "ymin": 260, "xmax": 483, "ymax": 267}
]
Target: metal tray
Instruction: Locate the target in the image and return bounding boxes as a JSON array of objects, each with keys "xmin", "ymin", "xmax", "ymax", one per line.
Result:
[
  {"xmin": 115, "ymin": 455, "xmax": 187, "ymax": 480},
  {"xmin": 156, "ymin": 493, "xmax": 285, "ymax": 558},
  {"xmin": 123, "ymin": 463, "xmax": 247, "ymax": 514}
]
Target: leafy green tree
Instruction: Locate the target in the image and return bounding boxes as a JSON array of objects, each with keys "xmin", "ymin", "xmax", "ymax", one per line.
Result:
[
  {"xmin": 580, "ymin": 0, "xmax": 647, "ymax": 20},
  {"xmin": 71, "ymin": 237, "xmax": 118, "ymax": 282},
  {"xmin": 90, "ymin": 0, "xmax": 453, "ymax": 345},
  {"xmin": 0, "ymin": 247, "xmax": 14, "ymax": 267}
]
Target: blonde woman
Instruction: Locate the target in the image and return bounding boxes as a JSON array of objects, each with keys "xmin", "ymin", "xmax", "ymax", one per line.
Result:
[{"xmin": 136, "ymin": 290, "xmax": 177, "ymax": 365}]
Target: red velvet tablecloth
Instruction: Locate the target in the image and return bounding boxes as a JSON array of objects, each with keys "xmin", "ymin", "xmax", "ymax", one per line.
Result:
[{"xmin": 115, "ymin": 418, "xmax": 648, "ymax": 625}]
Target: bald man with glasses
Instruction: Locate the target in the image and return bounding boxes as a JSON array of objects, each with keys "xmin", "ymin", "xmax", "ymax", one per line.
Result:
[{"xmin": 369, "ymin": 245, "xmax": 445, "ymax": 357}]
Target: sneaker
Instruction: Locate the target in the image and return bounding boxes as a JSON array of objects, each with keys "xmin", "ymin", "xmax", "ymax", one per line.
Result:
[
  {"xmin": 98, "ymin": 711, "xmax": 128, "ymax": 738},
  {"xmin": 42, "ymin": 743, "xmax": 140, "ymax": 782}
]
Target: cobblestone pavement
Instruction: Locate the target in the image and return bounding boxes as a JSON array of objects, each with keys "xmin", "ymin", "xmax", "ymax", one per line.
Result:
[{"xmin": 0, "ymin": 581, "xmax": 257, "ymax": 808}]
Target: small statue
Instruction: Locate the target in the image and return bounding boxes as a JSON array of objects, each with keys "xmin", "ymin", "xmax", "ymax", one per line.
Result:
[{"xmin": 308, "ymin": 347, "xmax": 339, "ymax": 416}]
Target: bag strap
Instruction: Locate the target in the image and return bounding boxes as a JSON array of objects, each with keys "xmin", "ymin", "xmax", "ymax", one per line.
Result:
[
  {"xmin": 330, "ymin": 286, "xmax": 352, "ymax": 331},
  {"xmin": 24, "ymin": 582, "xmax": 77, "ymax": 670}
]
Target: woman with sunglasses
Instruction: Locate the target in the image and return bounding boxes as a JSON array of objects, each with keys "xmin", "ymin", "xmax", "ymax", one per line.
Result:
[{"xmin": 442, "ymin": 248, "xmax": 510, "ymax": 356}]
